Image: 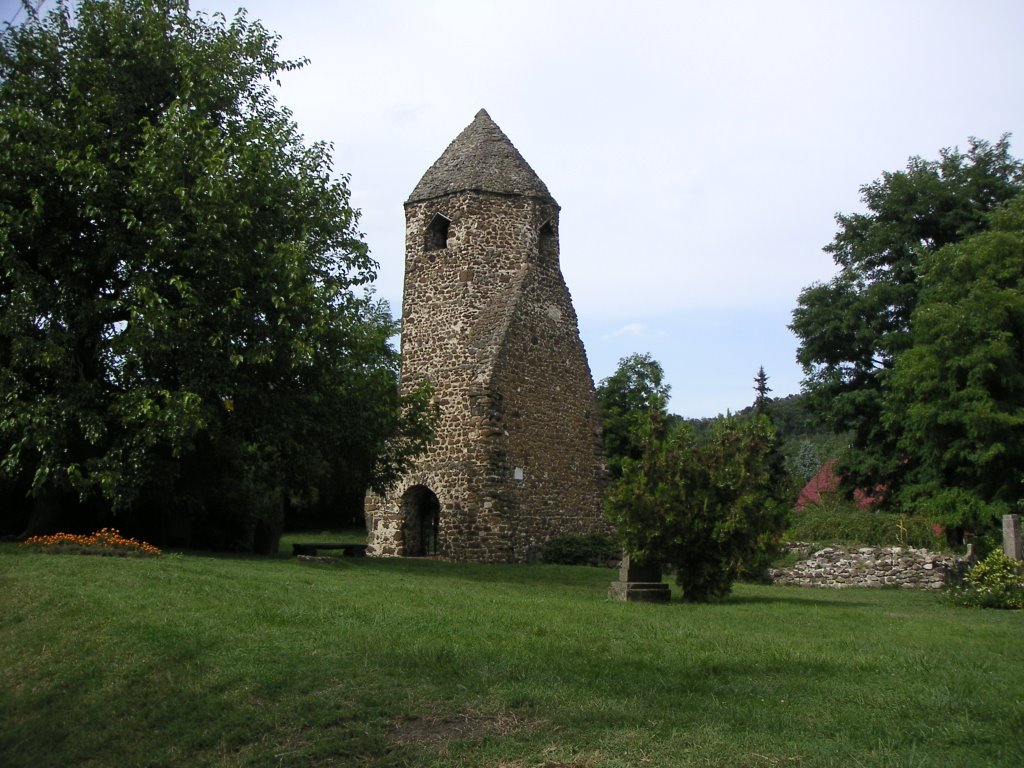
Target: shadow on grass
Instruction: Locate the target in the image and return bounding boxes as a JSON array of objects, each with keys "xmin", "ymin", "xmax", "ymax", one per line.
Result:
[
  {"xmin": 349, "ymin": 557, "xmax": 619, "ymax": 593},
  {"xmin": 162, "ymin": 548, "xmax": 892, "ymax": 612},
  {"xmin": 277, "ymin": 554, "xmax": 897, "ymax": 608},
  {"xmin": 298, "ymin": 557, "xmax": 883, "ymax": 611},
  {"xmin": 2, "ymin": 651, "xmax": 409, "ymax": 768}
]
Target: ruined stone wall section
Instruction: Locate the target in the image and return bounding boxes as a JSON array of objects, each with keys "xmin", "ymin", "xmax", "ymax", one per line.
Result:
[{"xmin": 769, "ymin": 544, "xmax": 966, "ymax": 589}]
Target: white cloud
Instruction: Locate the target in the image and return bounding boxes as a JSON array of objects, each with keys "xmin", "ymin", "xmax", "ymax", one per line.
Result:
[{"xmin": 606, "ymin": 323, "xmax": 648, "ymax": 340}]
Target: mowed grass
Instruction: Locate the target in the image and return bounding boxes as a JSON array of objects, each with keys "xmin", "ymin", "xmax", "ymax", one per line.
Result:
[{"xmin": 1, "ymin": 544, "xmax": 1022, "ymax": 768}]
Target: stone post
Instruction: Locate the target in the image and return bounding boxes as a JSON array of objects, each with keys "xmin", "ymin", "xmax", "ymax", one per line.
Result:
[
  {"xmin": 608, "ymin": 551, "xmax": 671, "ymax": 602},
  {"xmin": 1003, "ymin": 514, "xmax": 1022, "ymax": 560}
]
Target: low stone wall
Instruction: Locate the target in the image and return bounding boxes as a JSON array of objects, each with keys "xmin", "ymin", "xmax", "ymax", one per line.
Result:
[{"xmin": 770, "ymin": 544, "xmax": 966, "ymax": 590}]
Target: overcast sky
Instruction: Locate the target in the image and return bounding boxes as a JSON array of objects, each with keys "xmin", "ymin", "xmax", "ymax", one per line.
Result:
[{"xmin": 6, "ymin": 1, "xmax": 1024, "ymax": 417}]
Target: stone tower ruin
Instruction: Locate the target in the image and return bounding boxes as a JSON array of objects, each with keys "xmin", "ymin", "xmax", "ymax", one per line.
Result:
[{"xmin": 366, "ymin": 109, "xmax": 608, "ymax": 562}]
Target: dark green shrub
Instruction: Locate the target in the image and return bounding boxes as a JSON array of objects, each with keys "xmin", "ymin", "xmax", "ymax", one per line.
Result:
[
  {"xmin": 950, "ymin": 551, "xmax": 1024, "ymax": 609},
  {"xmin": 606, "ymin": 414, "xmax": 789, "ymax": 602},
  {"xmin": 542, "ymin": 534, "xmax": 620, "ymax": 566}
]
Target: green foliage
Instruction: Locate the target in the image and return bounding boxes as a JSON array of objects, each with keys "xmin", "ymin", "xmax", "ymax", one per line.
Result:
[
  {"xmin": 694, "ymin": 392, "xmax": 846, "ymax": 490},
  {"xmin": 791, "ymin": 137, "xmax": 1024, "ymax": 499},
  {"xmin": 541, "ymin": 533, "xmax": 619, "ymax": 566},
  {"xmin": 755, "ymin": 393, "xmax": 813, "ymax": 438},
  {"xmin": 0, "ymin": 1, "xmax": 435, "ymax": 548},
  {"xmin": 605, "ymin": 413, "xmax": 790, "ymax": 601},
  {"xmin": 787, "ymin": 438, "xmax": 824, "ymax": 483},
  {"xmin": 787, "ymin": 505, "xmax": 946, "ymax": 549},
  {"xmin": 884, "ymin": 196, "xmax": 1024, "ymax": 534},
  {"xmin": 596, "ymin": 353, "xmax": 669, "ymax": 478},
  {"xmin": 950, "ymin": 550, "xmax": 1024, "ymax": 609}
]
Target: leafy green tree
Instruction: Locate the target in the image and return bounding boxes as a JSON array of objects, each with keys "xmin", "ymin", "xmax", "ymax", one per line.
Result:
[
  {"xmin": 884, "ymin": 195, "xmax": 1024, "ymax": 536},
  {"xmin": 791, "ymin": 137, "xmax": 1024, "ymax": 498},
  {"xmin": 605, "ymin": 412, "xmax": 789, "ymax": 602},
  {"xmin": 0, "ymin": 1, "xmax": 435, "ymax": 549},
  {"xmin": 596, "ymin": 353, "xmax": 669, "ymax": 477}
]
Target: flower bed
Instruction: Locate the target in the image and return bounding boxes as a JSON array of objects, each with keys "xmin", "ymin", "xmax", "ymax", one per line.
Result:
[{"xmin": 20, "ymin": 528, "xmax": 161, "ymax": 557}]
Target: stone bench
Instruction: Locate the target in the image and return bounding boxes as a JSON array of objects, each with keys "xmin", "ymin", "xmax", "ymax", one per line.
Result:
[{"xmin": 291, "ymin": 542, "xmax": 367, "ymax": 558}]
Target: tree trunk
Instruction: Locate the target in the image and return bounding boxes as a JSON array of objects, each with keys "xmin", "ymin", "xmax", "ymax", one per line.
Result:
[{"xmin": 20, "ymin": 488, "xmax": 65, "ymax": 540}]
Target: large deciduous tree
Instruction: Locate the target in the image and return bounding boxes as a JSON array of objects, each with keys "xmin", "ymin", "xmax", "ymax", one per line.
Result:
[
  {"xmin": 596, "ymin": 353, "xmax": 670, "ymax": 478},
  {"xmin": 885, "ymin": 195, "xmax": 1024, "ymax": 535},
  {"xmin": 790, "ymin": 137, "xmax": 1024, "ymax": 498},
  {"xmin": 0, "ymin": 0, "xmax": 435, "ymax": 549}
]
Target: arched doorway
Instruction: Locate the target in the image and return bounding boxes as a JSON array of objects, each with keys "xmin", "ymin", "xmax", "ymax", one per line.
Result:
[{"xmin": 400, "ymin": 485, "xmax": 440, "ymax": 557}]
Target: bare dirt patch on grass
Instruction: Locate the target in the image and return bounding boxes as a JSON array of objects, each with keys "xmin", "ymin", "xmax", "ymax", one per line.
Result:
[
  {"xmin": 390, "ymin": 710, "xmax": 543, "ymax": 748},
  {"xmin": 494, "ymin": 754, "xmax": 606, "ymax": 768}
]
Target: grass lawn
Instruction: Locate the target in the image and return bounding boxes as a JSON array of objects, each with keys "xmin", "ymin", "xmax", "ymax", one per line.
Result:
[{"xmin": 1, "ymin": 543, "xmax": 1022, "ymax": 768}]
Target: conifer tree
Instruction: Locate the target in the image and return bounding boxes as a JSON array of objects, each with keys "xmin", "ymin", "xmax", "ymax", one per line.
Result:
[{"xmin": 753, "ymin": 366, "xmax": 772, "ymax": 415}]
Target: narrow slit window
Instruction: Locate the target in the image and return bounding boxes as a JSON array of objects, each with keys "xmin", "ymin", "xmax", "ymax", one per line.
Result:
[
  {"xmin": 425, "ymin": 213, "xmax": 451, "ymax": 251},
  {"xmin": 538, "ymin": 220, "xmax": 555, "ymax": 259}
]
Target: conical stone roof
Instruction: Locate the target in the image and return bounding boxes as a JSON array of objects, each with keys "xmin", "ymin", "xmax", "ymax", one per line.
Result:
[{"xmin": 407, "ymin": 109, "xmax": 554, "ymax": 204}]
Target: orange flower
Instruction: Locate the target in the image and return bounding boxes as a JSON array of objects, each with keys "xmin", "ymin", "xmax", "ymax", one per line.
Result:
[{"xmin": 20, "ymin": 529, "xmax": 161, "ymax": 557}]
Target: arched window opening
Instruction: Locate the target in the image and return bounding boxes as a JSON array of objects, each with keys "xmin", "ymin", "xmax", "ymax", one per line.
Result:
[
  {"xmin": 425, "ymin": 213, "xmax": 451, "ymax": 252},
  {"xmin": 401, "ymin": 485, "xmax": 440, "ymax": 557}
]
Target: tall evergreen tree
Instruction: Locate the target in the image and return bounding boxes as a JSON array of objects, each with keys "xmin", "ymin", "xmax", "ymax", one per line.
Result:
[{"xmin": 753, "ymin": 366, "xmax": 772, "ymax": 415}]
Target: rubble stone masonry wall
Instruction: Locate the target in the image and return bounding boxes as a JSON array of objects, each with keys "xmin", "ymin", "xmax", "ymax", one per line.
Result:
[{"xmin": 770, "ymin": 544, "xmax": 965, "ymax": 589}]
